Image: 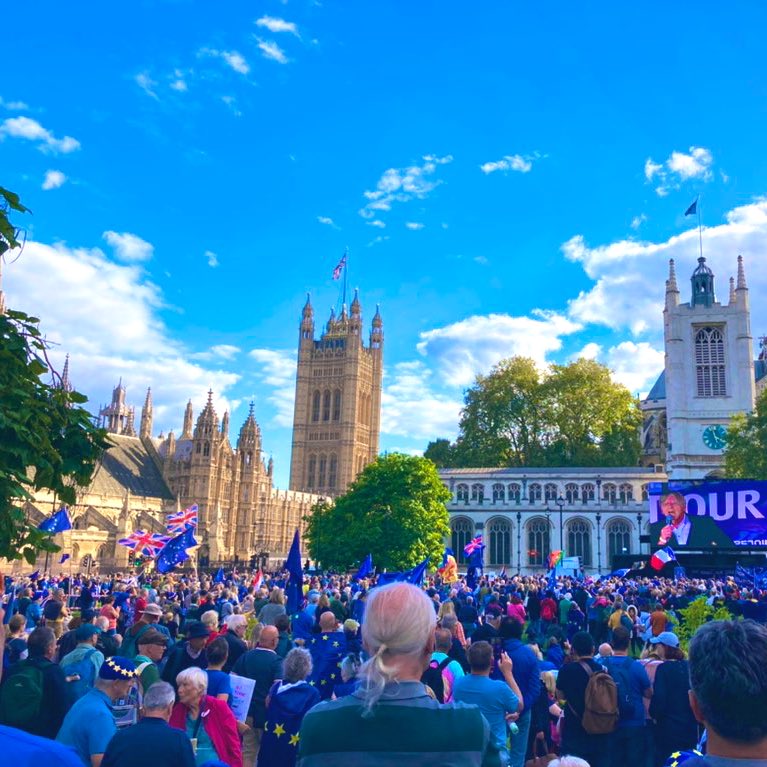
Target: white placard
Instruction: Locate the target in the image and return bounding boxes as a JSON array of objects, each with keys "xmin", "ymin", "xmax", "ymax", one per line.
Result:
[{"xmin": 229, "ymin": 673, "xmax": 256, "ymax": 723}]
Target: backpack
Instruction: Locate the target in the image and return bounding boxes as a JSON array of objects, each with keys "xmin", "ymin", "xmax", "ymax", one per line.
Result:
[
  {"xmin": 605, "ymin": 657, "xmax": 637, "ymax": 721},
  {"xmin": 578, "ymin": 661, "xmax": 619, "ymax": 735},
  {"xmin": 0, "ymin": 661, "xmax": 44, "ymax": 728},
  {"xmin": 421, "ymin": 656, "xmax": 452, "ymax": 703},
  {"xmin": 61, "ymin": 648, "xmax": 98, "ymax": 699}
]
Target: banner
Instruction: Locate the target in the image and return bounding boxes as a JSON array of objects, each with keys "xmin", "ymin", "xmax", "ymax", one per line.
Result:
[
  {"xmin": 229, "ymin": 673, "xmax": 256, "ymax": 723},
  {"xmin": 648, "ymin": 480, "xmax": 767, "ymax": 549}
]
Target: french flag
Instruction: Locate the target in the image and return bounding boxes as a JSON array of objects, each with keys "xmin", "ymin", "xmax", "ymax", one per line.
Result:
[{"xmin": 650, "ymin": 546, "xmax": 676, "ymax": 572}]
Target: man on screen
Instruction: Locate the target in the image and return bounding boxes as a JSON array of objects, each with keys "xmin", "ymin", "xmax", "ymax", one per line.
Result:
[{"xmin": 650, "ymin": 491, "xmax": 733, "ymax": 548}]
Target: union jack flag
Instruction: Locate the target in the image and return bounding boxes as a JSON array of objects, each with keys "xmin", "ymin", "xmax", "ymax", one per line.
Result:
[
  {"xmin": 464, "ymin": 535, "xmax": 484, "ymax": 556},
  {"xmin": 166, "ymin": 504, "xmax": 198, "ymax": 534},
  {"xmin": 332, "ymin": 252, "xmax": 347, "ymax": 280},
  {"xmin": 118, "ymin": 530, "xmax": 171, "ymax": 557}
]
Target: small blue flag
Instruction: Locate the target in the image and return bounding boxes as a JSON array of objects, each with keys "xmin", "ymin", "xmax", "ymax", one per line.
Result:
[
  {"xmin": 685, "ymin": 199, "xmax": 698, "ymax": 216},
  {"xmin": 214, "ymin": 567, "xmax": 225, "ymax": 583},
  {"xmin": 29, "ymin": 570, "xmax": 40, "ymax": 581},
  {"xmin": 285, "ymin": 529, "xmax": 304, "ymax": 613},
  {"xmin": 156, "ymin": 527, "xmax": 197, "ymax": 574},
  {"xmin": 407, "ymin": 557, "xmax": 429, "ymax": 586},
  {"xmin": 354, "ymin": 554, "xmax": 373, "ymax": 581},
  {"xmin": 38, "ymin": 508, "xmax": 72, "ymax": 534},
  {"xmin": 59, "ymin": 554, "xmax": 70, "ymax": 564}
]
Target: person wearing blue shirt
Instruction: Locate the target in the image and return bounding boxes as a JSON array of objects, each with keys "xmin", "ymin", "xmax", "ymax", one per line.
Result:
[
  {"xmin": 499, "ymin": 617, "xmax": 542, "ymax": 767},
  {"xmin": 454, "ymin": 641, "xmax": 522, "ymax": 767},
  {"xmin": 57, "ymin": 656, "xmax": 137, "ymax": 767},
  {"xmin": 0, "ymin": 724, "xmax": 83, "ymax": 767}
]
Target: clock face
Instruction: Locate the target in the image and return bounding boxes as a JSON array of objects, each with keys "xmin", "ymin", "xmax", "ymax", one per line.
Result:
[{"xmin": 702, "ymin": 424, "xmax": 728, "ymax": 450}]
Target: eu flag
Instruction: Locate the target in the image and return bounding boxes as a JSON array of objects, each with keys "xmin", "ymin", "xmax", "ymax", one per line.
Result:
[
  {"xmin": 156, "ymin": 527, "xmax": 197, "ymax": 574},
  {"xmin": 407, "ymin": 557, "xmax": 429, "ymax": 585},
  {"xmin": 285, "ymin": 529, "xmax": 303, "ymax": 613},
  {"xmin": 214, "ymin": 567, "xmax": 225, "ymax": 584},
  {"xmin": 353, "ymin": 554, "xmax": 373, "ymax": 581},
  {"xmin": 38, "ymin": 508, "xmax": 72, "ymax": 533},
  {"xmin": 59, "ymin": 554, "xmax": 70, "ymax": 564}
]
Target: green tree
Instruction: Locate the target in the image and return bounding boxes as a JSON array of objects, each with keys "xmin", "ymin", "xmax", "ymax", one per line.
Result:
[
  {"xmin": 724, "ymin": 388, "xmax": 767, "ymax": 479},
  {"xmin": 675, "ymin": 597, "xmax": 733, "ymax": 652},
  {"xmin": 304, "ymin": 453, "xmax": 451, "ymax": 571},
  {"xmin": 423, "ymin": 438, "xmax": 457, "ymax": 468},
  {"xmin": 1, "ymin": 186, "xmax": 108, "ymax": 563}
]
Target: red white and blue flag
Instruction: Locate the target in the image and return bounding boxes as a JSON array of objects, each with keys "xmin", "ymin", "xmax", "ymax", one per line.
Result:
[
  {"xmin": 166, "ymin": 504, "xmax": 198, "ymax": 534},
  {"xmin": 332, "ymin": 252, "xmax": 347, "ymax": 280},
  {"xmin": 650, "ymin": 546, "xmax": 676, "ymax": 572},
  {"xmin": 464, "ymin": 535, "xmax": 484, "ymax": 556},
  {"xmin": 118, "ymin": 530, "xmax": 171, "ymax": 558}
]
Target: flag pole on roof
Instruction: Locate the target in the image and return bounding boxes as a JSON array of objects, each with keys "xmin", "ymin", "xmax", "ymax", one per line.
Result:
[{"xmin": 685, "ymin": 196, "xmax": 703, "ymax": 261}]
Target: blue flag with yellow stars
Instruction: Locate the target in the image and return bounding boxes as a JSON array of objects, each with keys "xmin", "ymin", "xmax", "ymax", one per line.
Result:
[
  {"xmin": 259, "ymin": 679, "xmax": 321, "ymax": 764},
  {"xmin": 308, "ymin": 630, "xmax": 348, "ymax": 700}
]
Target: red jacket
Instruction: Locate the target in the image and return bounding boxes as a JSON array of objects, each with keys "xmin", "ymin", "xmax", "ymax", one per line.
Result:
[{"xmin": 170, "ymin": 695, "xmax": 242, "ymax": 767}]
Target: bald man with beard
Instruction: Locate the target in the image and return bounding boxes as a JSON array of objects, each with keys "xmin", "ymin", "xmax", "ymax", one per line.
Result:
[{"xmin": 233, "ymin": 625, "xmax": 283, "ymax": 766}]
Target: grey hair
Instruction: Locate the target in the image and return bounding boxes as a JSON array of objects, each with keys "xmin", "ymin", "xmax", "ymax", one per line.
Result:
[
  {"xmin": 283, "ymin": 648, "xmax": 313, "ymax": 683},
  {"xmin": 143, "ymin": 681, "xmax": 176, "ymax": 710},
  {"xmin": 225, "ymin": 614, "xmax": 247, "ymax": 630},
  {"xmin": 359, "ymin": 583, "xmax": 436, "ymax": 716},
  {"xmin": 94, "ymin": 616, "xmax": 109, "ymax": 631},
  {"xmin": 176, "ymin": 666, "xmax": 208, "ymax": 695},
  {"xmin": 549, "ymin": 758, "xmax": 591, "ymax": 767},
  {"xmin": 440, "ymin": 613, "xmax": 457, "ymax": 630},
  {"xmin": 200, "ymin": 609, "xmax": 219, "ymax": 628},
  {"xmin": 340, "ymin": 653, "xmax": 361, "ymax": 682}
]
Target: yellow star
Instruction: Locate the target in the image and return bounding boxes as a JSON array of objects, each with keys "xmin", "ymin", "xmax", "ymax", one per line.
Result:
[
  {"xmin": 332, "ymin": 641, "xmax": 339, "ymax": 647},
  {"xmin": 309, "ymin": 680, "xmax": 315, "ymax": 686},
  {"xmin": 273, "ymin": 723, "xmax": 286, "ymax": 738},
  {"xmin": 320, "ymin": 679, "xmax": 327, "ymax": 685},
  {"xmin": 322, "ymin": 634, "xmax": 329, "ymax": 640},
  {"xmin": 330, "ymin": 673, "xmax": 336, "ymax": 679},
  {"xmin": 337, "ymin": 662, "xmax": 342, "ymax": 668},
  {"xmin": 289, "ymin": 733, "xmax": 300, "ymax": 746}
]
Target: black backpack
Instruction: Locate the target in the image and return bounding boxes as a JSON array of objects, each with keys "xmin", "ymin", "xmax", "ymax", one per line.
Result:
[
  {"xmin": 421, "ymin": 656, "xmax": 452, "ymax": 703},
  {"xmin": 0, "ymin": 661, "xmax": 44, "ymax": 728}
]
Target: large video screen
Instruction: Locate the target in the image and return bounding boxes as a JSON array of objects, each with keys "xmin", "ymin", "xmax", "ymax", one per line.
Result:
[{"xmin": 647, "ymin": 480, "xmax": 767, "ymax": 550}]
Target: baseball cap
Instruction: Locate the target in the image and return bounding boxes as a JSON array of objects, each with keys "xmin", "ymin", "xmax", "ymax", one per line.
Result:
[
  {"xmin": 650, "ymin": 631, "xmax": 680, "ymax": 648},
  {"xmin": 75, "ymin": 624, "xmax": 102, "ymax": 641},
  {"xmin": 143, "ymin": 603, "xmax": 163, "ymax": 618}
]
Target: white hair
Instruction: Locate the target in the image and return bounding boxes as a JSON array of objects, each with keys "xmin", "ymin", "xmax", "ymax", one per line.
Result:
[
  {"xmin": 359, "ymin": 583, "xmax": 436, "ymax": 715},
  {"xmin": 176, "ymin": 666, "xmax": 208, "ymax": 696},
  {"xmin": 143, "ymin": 681, "xmax": 176, "ymax": 710},
  {"xmin": 225, "ymin": 614, "xmax": 247, "ymax": 630},
  {"xmin": 200, "ymin": 610, "xmax": 219, "ymax": 628},
  {"xmin": 550, "ymin": 758, "xmax": 591, "ymax": 767}
]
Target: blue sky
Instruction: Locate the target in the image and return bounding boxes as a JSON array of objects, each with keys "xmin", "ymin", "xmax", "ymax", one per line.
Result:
[{"xmin": 3, "ymin": 2, "xmax": 767, "ymax": 488}]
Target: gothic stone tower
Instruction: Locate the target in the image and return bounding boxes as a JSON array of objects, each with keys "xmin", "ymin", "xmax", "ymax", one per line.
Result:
[
  {"xmin": 289, "ymin": 290, "xmax": 383, "ymax": 495},
  {"xmin": 664, "ymin": 255, "xmax": 755, "ymax": 479}
]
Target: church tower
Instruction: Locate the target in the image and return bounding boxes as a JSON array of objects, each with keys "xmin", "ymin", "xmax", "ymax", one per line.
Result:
[
  {"xmin": 289, "ymin": 290, "xmax": 383, "ymax": 495},
  {"xmin": 664, "ymin": 255, "xmax": 756, "ymax": 479}
]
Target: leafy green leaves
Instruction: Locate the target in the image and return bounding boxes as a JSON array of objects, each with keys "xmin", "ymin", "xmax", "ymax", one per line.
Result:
[{"xmin": 725, "ymin": 388, "xmax": 767, "ymax": 479}]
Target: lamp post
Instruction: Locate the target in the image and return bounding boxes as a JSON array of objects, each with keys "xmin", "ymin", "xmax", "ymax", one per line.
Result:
[
  {"xmin": 596, "ymin": 511, "xmax": 602, "ymax": 575},
  {"xmin": 545, "ymin": 508, "xmax": 552, "ymax": 568},
  {"xmin": 516, "ymin": 510, "xmax": 522, "ymax": 575},
  {"xmin": 596, "ymin": 475, "xmax": 602, "ymax": 506},
  {"xmin": 556, "ymin": 495, "xmax": 566, "ymax": 554},
  {"xmin": 636, "ymin": 511, "xmax": 643, "ymax": 556}
]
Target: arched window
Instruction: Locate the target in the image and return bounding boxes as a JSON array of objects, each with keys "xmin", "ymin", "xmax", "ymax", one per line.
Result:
[
  {"xmin": 581, "ymin": 483, "xmax": 595, "ymax": 503},
  {"xmin": 332, "ymin": 390, "xmax": 342, "ymax": 422},
  {"xmin": 322, "ymin": 390, "xmax": 331, "ymax": 421},
  {"xmin": 527, "ymin": 517, "xmax": 550, "ymax": 567},
  {"xmin": 451, "ymin": 518, "xmax": 473, "ymax": 565},
  {"xmin": 603, "ymin": 483, "xmax": 618, "ymax": 504},
  {"xmin": 567, "ymin": 518, "xmax": 592, "ymax": 566},
  {"xmin": 641, "ymin": 484, "xmax": 649, "ymax": 501},
  {"xmin": 196, "ymin": 442, "xmax": 201, "ymax": 454},
  {"xmin": 695, "ymin": 326, "xmax": 726, "ymax": 397},
  {"xmin": 545, "ymin": 483, "xmax": 558, "ymax": 502},
  {"xmin": 456, "ymin": 484, "xmax": 469, "ymax": 503},
  {"xmin": 529, "ymin": 483, "xmax": 542, "ymax": 503},
  {"xmin": 565, "ymin": 483, "xmax": 579, "ymax": 504},
  {"xmin": 619, "ymin": 483, "xmax": 634, "ymax": 503},
  {"xmin": 311, "ymin": 390, "xmax": 321, "ymax": 422},
  {"xmin": 492, "ymin": 483, "xmax": 505, "ymax": 503},
  {"xmin": 471, "ymin": 483, "xmax": 485, "ymax": 504},
  {"xmin": 243, "ymin": 451, "xmax": 252, "ymax": 467},
  {"xmin": 607, "ymin": 519, "xmax": 632, "ymax": 566},
  {"xmin": 328, "ymin": 454, "xmax": 338, "ymax": 489},
  {"xmin": 487, "ymin": 518, "xmax": 511, "ymax": 566},
  {"xmin": 508, "ymin": 483, "xmax": 521, "ymax": 504},
  {"xmin": 318, "ymin": 455, "xmax": 327, "ymax": 487},
  {"xmin": 203, "ymin": 441, "xmax": 210, "ymax": 457}
]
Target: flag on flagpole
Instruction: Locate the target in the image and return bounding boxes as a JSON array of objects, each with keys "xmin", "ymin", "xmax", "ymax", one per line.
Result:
[
  {"xmin": 285, "ymin": 530, "xmax": 304, "ymax": 613},
  {"xmin": 354, "ymin": 553, "xmax": 373, "ymax": 581},
  {"xmin": 214, "ymin": 567, "xmax": 225, "ymax": 584},
  {"xmin": 407, "ymin": 558, "xmax": 429, "ymax": 585},
  {"xmin": 650, "ymin": 546, "xmax": 676, "ymax": 572},
  {"xmin": 38, "ymin": 508, "xmax": 72, "ymax": 533},
  {"xmin": 438, "ymin": 548, "xmax": 459, "ymax": 583},
  {"xmin": 59, "ymin": 554, "xmax": 70, "ymax": 564},
  {"xmin": 166, "ymin": 504, "xmax": 198, "ymax": 535},
  {"xmin": 252, "ymin": 569, "xmax": 263, "ymax": 590},
  {"xmin": 332, "ymin": 251, "xmax": 347, "ymax": 280},
  {"xmin": 685, "ymin": 198, "xmax": 698, "ymax": 216},
  {"xmin": 118, "ymin": 530, "xmax": 172, "ymax": 558},
  {"xmin": 156, "ymin": 527, "xmax": 198, "ymax": 574},
  {"xmin": 463, "ymin": 535, "xmax": 483, "ymax": 557},
  {"xmin": 548, "ymin": 550, "xmax": 563, "ymax": 570}
]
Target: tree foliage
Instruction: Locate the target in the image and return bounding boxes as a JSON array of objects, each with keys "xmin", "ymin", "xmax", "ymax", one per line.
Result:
[
  {"xmin": 0, "ymin": 187, "xmax": 108, "ymax": 562},
  {"xmin": 675, "ymin": 597, "xmax": 734, "ymax": 652},
  {"xmin": 304, "ymin": 453, "xmax": 451, "ymax": 572},
  {"xmin": 724, "ymin": 388, "xmax": 767, "ymax": 479},
  {"xmin": 425, "ymin": 356, "xmax": 641, "ymax": 468}
]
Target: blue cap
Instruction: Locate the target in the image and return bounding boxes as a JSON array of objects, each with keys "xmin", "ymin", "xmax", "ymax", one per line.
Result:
[{"xmin": 650, "ymin": 631, "xmax": 679, "ymax": 648}]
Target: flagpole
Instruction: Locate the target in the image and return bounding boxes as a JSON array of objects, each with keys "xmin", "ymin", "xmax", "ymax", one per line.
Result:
[
  {"xmin": 697, "ymin": 196, "xmax": 703, "ymax": 260},
  {"xmin": 343, "ymin": 246, "xmax": 348, "ymax": 308}
]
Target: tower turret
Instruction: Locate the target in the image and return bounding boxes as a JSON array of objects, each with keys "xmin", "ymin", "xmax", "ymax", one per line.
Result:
[
  {"xmin": 665, "ymin": 259, "xmax": 680, "ymax": 309},
  {"xmin": 124, "ymin": 406, "xmax": 137, "ymax": 437},
  {"xmin": 221, "ymin": 410, "xmax": 230, "ymax": 441},
  {"xmin": 300, "ymin": 293, "xmax": 314, "ymax": 343},
  {"xmin": 194, "ymin": 390, "xmax": 219, "ymax": 440},
  {"xmin": 691, "ymin": 257, "xmax": 715, "ymax": 307},
  {"xmin": 237, "ymin": 402, "xmax": 261, "ymax": 471},
  {"xmin": 140, "ymin": 387, "xmax": 153, "ymax": 439},
  {"xmin": 60, "ymin": 354, "xmax": 73, "ymax": 393},
  {"xmin": 181, "ymin": 400, "xmax": 194, "ymax": 439},
  {"xmin": 370, "ymin": 304, "xmax": 383, "ymax": 349}
]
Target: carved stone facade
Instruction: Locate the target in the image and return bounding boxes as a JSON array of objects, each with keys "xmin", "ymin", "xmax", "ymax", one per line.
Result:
[{"xmin": 289, "ymin": 291, "xmax": 383, "ymax": 496}]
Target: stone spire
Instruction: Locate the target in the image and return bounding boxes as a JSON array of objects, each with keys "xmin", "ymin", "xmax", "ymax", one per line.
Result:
[
  {"xmin": 667, "ymin": 259, "xmax": 678, "ymax": 292},
  {"xmin": 736, "ymin": 254, "xmax": 748, "ymax": 290},
  {"xmin": 181, "ymin": 400, "xmax": 194, "ymax": 439},
  {"xmin": 59, "ymin": 354, "xmax": 73, "ymax": 393},
  {"xmin": 124, "ymin": 406, "xmax": 137, "ymax": 437},
  {"xmin": 237, "ymin": 402, "xmax": 261, "ymax": 469},
  {"xmin": 194, "ymin": 389, "xmax": 218, "ymax": 438},
  {"xmin": 326, "ymin": 306, "xmax": 336, "ymax": 332},
  {"xmin": 729, "ymin": 276, "xmax": 736, "ymax": 305},
  {"xmin": 140, "ymin": 387, "xmax": 153, "ymax": 439},
  {"xmin": 370, "ymin": 303, "xmax": 383, "ymax": 349},
  {"xmin": 350, "ymin": 288, "xmax": 361, "ymax": 317},
  {"xmin": 221, "ymin": 410, "xmax": 230, "ymax": 440}
]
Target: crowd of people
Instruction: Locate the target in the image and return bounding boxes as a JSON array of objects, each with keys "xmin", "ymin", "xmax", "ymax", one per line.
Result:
[{"xmin": 0, "ymin": 566, "xmax": 765, "ymax": 767}]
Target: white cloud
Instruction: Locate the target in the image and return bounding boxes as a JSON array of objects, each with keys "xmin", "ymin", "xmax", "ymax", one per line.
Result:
[
  {"xmin": 248, "ymin": 348, "xmax": 297, "ymax": 427},
  {"xmin": 574, "ymin": 342, "xmax": 602, "ymax": 361},
  {"xmin": 317, "ymin": 216, "xmax": 337, "ymax": 227},
  {"xmin": 2, "ymin": 240, "xmax": 240, "ymax": 434},
  {"xmin": 605, "ymin": 341, "xmax": 665, "ymax": 395},
  {"xmin": 103, "ymin": 231, "xmax": 154, "ymax": 263},
  {"xmin": 367, "ymin": 220, "xmax": 386, "ymax": 228},
  {"xmin": 473, "ymin": 255, "xmax": 488, "ymax": 265},
  {"xmin": 0, "ymin": 97, "xmax": 29, "ymax": 111},
  {"xmin": 359, "ymin": 155, "xmax": 452, "ymax": 221},
  {"xmin": 417, "ymin": 310, "xmax": 582, "ymax": 387},
  {"xmin": 366, "ymin": 235, "xmax": 389, "ymax": 247},
  {"xmin": 169, "ymin": 70, "xmax": 188, "ymax": 92},
  {"xmin": 405, "ymin": 222, "xmax": 424, "ymax": 230},
  {"xmin": 192, "ymin": 344, "xmax": 241, "ymax": 362},
  {"xmin": 135, "ymin": 72, "xmax": 159, "ymax": 100},
  {"xmin": 0, "ymin": 116, "xmax": 80, "ymax": 154},
  {"xmin": 644, "ymin": 146, "xmax": 714, "ymax": 196},
  {"xmin": 205, "ymin": 250, "xmax": 219, "ymax": 268},
  {"xmin": 256, "ymin": 16, "xmax": 299, "ymax": 36},
  {"xmin": 201, "ymin": 48, "xmax": 250, "ymax": 75},
  {"xmin": 480, "ymin": 153, "xmax": 537, "ymax": 174},
  {"xmin": 630, "ymin": 214, "xmax": 647, "ymax": 230},
  {"xmin": 42, "ymin": 170, "xmax": 66, "ymax": 191},
  {"xmin": 257, "ymin": 39, "xmax": 289, "ymax": 64}
]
